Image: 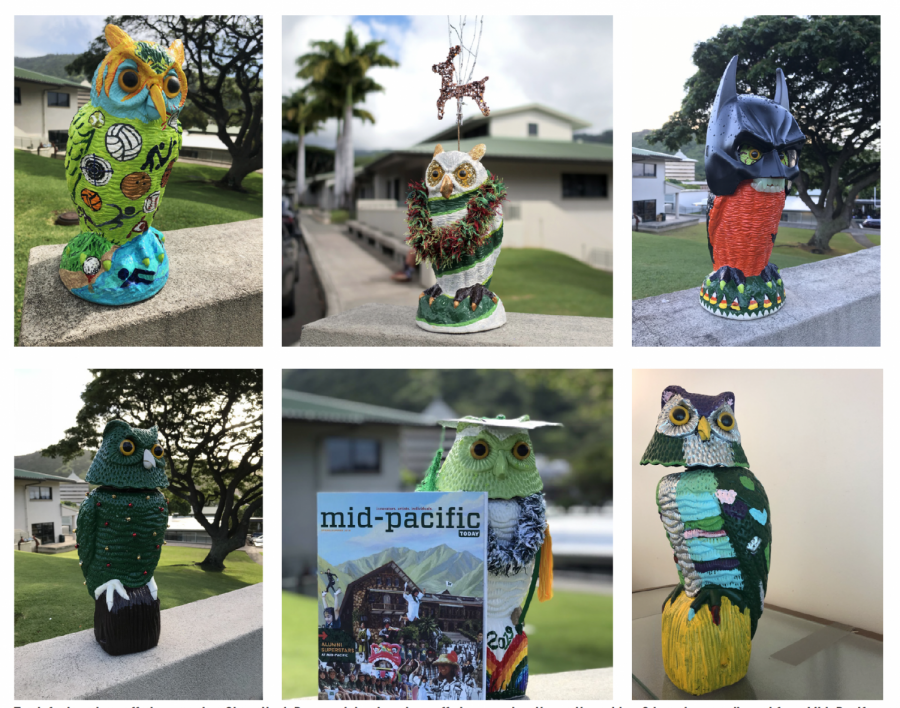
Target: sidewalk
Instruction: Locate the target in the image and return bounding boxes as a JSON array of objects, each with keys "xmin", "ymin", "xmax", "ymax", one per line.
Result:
[{"xmin": 301, "ymin": 219, "xmax": 420, "ymax": 316}]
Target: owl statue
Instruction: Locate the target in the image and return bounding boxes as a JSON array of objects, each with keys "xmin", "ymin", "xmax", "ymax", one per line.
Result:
[
  {"xmin": 60, "ymin": 24, "xmax": 187, "ymax": 305},
  {"xmin": 76, "ymin": 419, "xmax": 170, "ymax": 655},
  {"xmin": 418, "ymin": 415, "xmax": 558, "ymax": 699},
  {"xmin": 406, "ymin": 144, "xmax": 507, "ymax": 333},
  {"xmin": 700, "ymin": 56, "xmax": 805, "ymax": 319},
  {"xmin": 640, "ymin": 386, "xmax": 771, "ymax": 695}
]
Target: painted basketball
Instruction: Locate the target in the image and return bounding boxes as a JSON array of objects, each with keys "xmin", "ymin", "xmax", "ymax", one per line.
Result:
[
  {"xmin": 105, "ymin": 123, "xmax": 143, "ymax": 161},
  {"xmin": 120, "ymin": 172, "xmax": 152, "ymax": 200},
  {"xmin": 81, "ymin": 188, "xmax": 103, "ymax": 211}
]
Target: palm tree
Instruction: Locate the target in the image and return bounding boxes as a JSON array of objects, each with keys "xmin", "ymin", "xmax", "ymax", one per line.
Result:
[
  {"xmin": 282, "ymin": 89, "xmax": 330, "ymax": 206},
  {"xmin": 296, "ymin": 27, "xmax": 399, "ymax": 209}
]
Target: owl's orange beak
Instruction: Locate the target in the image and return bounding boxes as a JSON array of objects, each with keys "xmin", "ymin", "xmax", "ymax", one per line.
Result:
[
  {"xmin": 440, "ymin": 173, "xmax": 453, "ymax": 199},
  {"xmin": 148, "ymin": 83, "xmax": 168, "ymax": 127},
  {"xmin": 697, "ymin": 416, "xmax": 711, "ymax": 441}
]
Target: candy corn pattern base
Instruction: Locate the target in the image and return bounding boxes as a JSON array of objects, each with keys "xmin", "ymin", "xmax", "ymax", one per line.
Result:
[{"xmin": 699, "ymin": 272, "xmax": 786, "ymax": 319}]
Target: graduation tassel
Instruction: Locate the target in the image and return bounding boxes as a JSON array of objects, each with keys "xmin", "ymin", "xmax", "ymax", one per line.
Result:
[
  {"xmin": 416, "ymin": 425, "xmax": 446, "ymax": 491},
  {"xmin": 538, "ymin": 523, "xmax": 554, "ymax": 602}
]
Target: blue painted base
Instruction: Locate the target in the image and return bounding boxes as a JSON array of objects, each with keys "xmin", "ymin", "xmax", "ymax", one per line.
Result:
[{"xmin": 64, "ymin": 228, "xmax": 169, "ymax": 306}]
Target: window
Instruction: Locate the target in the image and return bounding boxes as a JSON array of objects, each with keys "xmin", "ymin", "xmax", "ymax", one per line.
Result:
[
  {"xmin": 15, "ymin": 86, "xmax": 21, "ymax": 104},
  {"xmin": 32, "ymin": 522, "xmax": 55, "ymax": 545},
  {"xmin": 28, "ymin": 486, "xmax": 52, "ymax": 500},
  {"xmin": 528, "ymin": 122, "xmax": 538, "ymax": 137},
  {"xmin": 462, "ymin": 123, "xmax": 488, "ymax": 139},
  {"xmin": 47, "ymin": 91, "xmax": 70, "ymax": 107},
  {"xmin": 633, "ymin": 200, "xmax": 657, "ymax": 222},
  {"xmin": 562, "ymin": 173, "xmax": 608, "ymax": 198},
  {"xmin": 48, "ymin": 130, "xmax": 68, "ymax": 149},
  {"xmin": 632, "ymin": 162, "xmax": 657, "ymax": 177},
  {"xmin": 181, "ymin": 148, "xmax": 200, "ymax": 158},
  {"xmin": 325, "ymin": 437, "xmax": 381, "ymax": 474}
]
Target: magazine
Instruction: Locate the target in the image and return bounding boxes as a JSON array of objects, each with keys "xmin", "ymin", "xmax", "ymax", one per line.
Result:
[{"xmin": 317, "ymin": 491, "xmax": 488, "ymax": 700}]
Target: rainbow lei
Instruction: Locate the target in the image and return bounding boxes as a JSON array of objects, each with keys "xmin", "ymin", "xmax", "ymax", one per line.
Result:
[{"xmin": 405, "ymin": 173, "xmax": 507, "ymax": 273}]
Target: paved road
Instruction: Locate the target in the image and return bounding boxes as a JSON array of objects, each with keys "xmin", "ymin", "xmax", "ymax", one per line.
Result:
[{"xmin": 300, "ymin": 218, "xmax": 422, "ymax": 316}]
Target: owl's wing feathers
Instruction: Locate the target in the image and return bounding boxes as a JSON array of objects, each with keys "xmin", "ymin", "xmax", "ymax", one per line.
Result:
[
  {"xmin": 75, "ymin": 494, "xmax": 98, "ymax": 589},
  {"xmin": 714, "ymin": 468, "xmax": 771, "ymax": 637}
]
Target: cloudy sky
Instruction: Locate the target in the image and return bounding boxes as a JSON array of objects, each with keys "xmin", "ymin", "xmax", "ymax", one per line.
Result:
[
  {"xmin": 14, "ymin": 369, "xmax": 94, "ymax": 456},
  {"xmin": 15, "ymin": 15, "xmax": 107, "ymax": 57},
  {"xmin": 283, "ymin": 15, "xmax": 612, "ymax": 150},
  {"xmin": 630, "ymin": 14, "xmax": 752, "ymax": 132}
]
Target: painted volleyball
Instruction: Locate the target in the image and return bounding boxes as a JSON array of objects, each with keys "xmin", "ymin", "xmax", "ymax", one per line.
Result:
[
  {"xmin": 105, "ymin": 123, "xmax": 143, "ymax": 162},
  {"xmin": 120, "ymin": 172, "xmax": 152, "ymax": 200},
  {"xmin": 81, "ymin": 155, "xmax": 113, "ymax": 187},
  {"xmin": 81, "ymin": 188, "xmax": 102, "ymax": 211}
]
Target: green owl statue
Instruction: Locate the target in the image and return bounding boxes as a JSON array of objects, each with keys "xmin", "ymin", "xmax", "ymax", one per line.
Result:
[
  {"xmin": 61, "ymin": 24, "xmax": 187, "ymax": 305},
  {"xmin": 418, "ymin": 415, "xmax": 558, "ymax": 698},
  {"xmin": 76, "ymin": 419, "xmax": 169, "ymax": 655},
  {"xmin": 640, "ymin": 386, "xmax": 771, "ymax": 694}
]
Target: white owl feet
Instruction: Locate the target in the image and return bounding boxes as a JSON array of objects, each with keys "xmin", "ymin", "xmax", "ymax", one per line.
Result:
[
  {"xmin": 147, "ymin": 575, "xmax": 158, "ymax": 601},
  {"xmin": 94, "ymin": 578, "xmax": 130, "ymax": 611}
]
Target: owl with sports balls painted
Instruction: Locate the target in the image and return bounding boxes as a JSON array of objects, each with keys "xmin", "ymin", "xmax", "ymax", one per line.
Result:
[
  {"xmin": 76, "ymin": 419, "xmax": 169, "ymax": 655},
  {"xmin": 640, "ymin": 386, "xmax": 771, "ymax": 695},
  {"xmin": 418, "ymin": 415, "xmax": 558, "ymax": 699},
  {"xmin": 406, "ymin": 143, "xmax": 507, "ymax": 333},
  {"xmin": 61, "ymin": 24, "xmax": 187, "ymax": 305},
  {"xmin": 700, "ymin": 55, "xmax": 805, "ymax": 319}
]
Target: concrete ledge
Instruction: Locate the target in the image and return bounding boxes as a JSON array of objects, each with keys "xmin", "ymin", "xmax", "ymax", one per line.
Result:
[
  {"xmin": 633, "ymin": 247, "xmax": 880, "ymax": 347},
  {"xmin": 297, "ymin": 303, "xmax": 612, "ymax": 346},
  {"xmin": 19, "ymin": 218, "xmax": 262, "ymax": 346},
  {"xmin": 294, "ymin": 667, "xmax": 613, "ymax": 700},
  {"xmin": 15, "ymin": 584, "xmax": 262, "ymax": 700}
]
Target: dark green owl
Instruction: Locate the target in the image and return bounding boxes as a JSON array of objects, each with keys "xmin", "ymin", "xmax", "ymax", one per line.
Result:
[{"xmin": 76, "ymin": 419, "xmax": 169, "ymax": 655}]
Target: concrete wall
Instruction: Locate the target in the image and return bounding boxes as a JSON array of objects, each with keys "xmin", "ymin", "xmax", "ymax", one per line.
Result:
[
  {"xmin": 15, "ymin": 584, "xmax": 263, "ymax": 700},
  {"xmin": 282, "ymin": 421, "xmax": 403, "ymax": 580},
  {"xmin": 14, "ymin": 479, "xmax": 62, "ymax": 539},
  {"xmin": 632, "ymin": 369, "xmax": 883, "ymax": 633},
  {"xmin": 632, "ymin": 158, "xmax": 667, "ymax": 216},
  {"xmin": 15, "ymin": 81, "xmax": 80, "ymax": 143},
  {"xmin": 490, "ymin": 109, "xmax": 574, "ymax": 140}
]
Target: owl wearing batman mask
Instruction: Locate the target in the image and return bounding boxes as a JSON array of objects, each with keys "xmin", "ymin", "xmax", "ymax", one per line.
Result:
[
  {"xmin": 700, "ymin": 55, "xmax": 805, "ymax": 319},
  {"xmin": 641, "ymin": 386, "xmax": 771, "ymax": 695}
]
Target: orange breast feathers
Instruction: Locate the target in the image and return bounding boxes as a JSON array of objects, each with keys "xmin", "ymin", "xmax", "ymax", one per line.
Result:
[{"xmin": 707, "ymin": 181, "xmax": 786, "ymax": 277}]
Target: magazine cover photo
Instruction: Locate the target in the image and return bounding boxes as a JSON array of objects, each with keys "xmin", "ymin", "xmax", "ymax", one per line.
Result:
[{"xmin": 317, "ymin": 491, "xmax": 487, "ymax": 700}]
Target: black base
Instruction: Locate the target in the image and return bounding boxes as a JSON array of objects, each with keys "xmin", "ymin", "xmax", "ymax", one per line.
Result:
[{"xmin": 93, "ymin": 583, "xmax": 161, "ymax": 655}]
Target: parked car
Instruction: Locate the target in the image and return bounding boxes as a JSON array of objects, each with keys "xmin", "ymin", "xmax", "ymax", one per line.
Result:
[
  {"xmin": 283, "ymin": 223, "xmax": 299, "ymax": 317},
  {"xmin": 283, "ymin": 196, "xmax": 300, "ymax": 238},
  {"xmin": 862, "ymin": 217, "xmax": 881, "ymax": 229},
  {"xmin": 251, "ymin": 534, "xmax": 263, "ymax": 548}
]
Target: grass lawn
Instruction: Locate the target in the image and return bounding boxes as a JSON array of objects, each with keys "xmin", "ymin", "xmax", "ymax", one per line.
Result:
[
  {"xmin": 13, "ymin": 150, "xmax": 263, "ymax": 344},
  {"xmin": 282, "ymin": 589, "xmax": 612, "ymax": 699},
  {"xmin": 492, "ymin": 248, "xmax": 613, "ymax": 318},
  {"xmin": 14, "ymin": 546, "xmax": 262, "ymax": 647},
  {"xmin": 633, "ymin": 223, "xmax": 881, "ymax": 300}
]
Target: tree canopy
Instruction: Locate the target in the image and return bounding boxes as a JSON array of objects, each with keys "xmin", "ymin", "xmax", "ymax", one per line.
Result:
[
  {"xmin": 647, "ymin": 15, "xmax": 880, "ymax": 249},
  {"xmin": 67, "ymin": 15, "xmax": 262, "ymax": 190},
  {"xmin": 43, "ymin": 370, "xmax": 262, "ymax": 570}
]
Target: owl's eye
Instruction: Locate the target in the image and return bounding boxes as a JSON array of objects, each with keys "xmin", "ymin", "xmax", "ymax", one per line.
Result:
[
  {"xmin": 738, "ymin": 145, "xmax": 763, "ymax": 165},
  {"xmin": 470, "ymin": 440, "xmax": 490, "ymax": 460},
  {"xmin": 779, "ymin": 152, "xmax": 788, "ymax": 166},
  {"xmin": 426, "ymin": 161, "xmax": 444, "ymax": 187},
  {"xmin": 512, "ymin": 442, "xmax": 531, "ymax": 460},
  {"xmin": 668, "ymin": 406, "xmax": 690, "ymax": 426},
  {"xmin": 119, "ymin": 439, "xmax": 136, "ymax": 456},
  {"xmin": 164, "ymin": 75, "xmax": 181, "ymax": 98},
  {"xmin": 455, "ymin": 163, "xmax": 476, "ymax": 188},
  {"xmin": 717, "ymin": 413, "xmax": 736, "ymax": 431},
  {"xmin": 151, "ymin": 444, "xmax": 165, "ymax": 459},
  {"xmin": 119, "ymin": 70, "xmax": 140, "ymax": 92}
]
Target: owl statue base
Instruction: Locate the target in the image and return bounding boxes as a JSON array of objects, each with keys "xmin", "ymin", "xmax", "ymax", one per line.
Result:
[
  {"xmin": 59, "ymin": 226, "xmax": 169, "ymax": 305},
  {"xmin": 415, "ymin": 285, "xmax": 507, "ymax": 333},
  {"xmin": 699, "ymin": 270, "xmax": 785, "ymax": 319},
  {"xmin": 661, "ymin": 591, "xmax": 751, "ymax": 694},
  {"xmin": 93, "ymin": 583, "xmax": 161, "ymax": 656}
]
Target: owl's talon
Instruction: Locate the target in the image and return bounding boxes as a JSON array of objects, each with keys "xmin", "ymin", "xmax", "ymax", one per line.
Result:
[
  {"xmin": 453, "ymin": 301, "xmax": 459, "ymax": 308},
  {"xmin": 147, "ymin": 576, "xmax": 158, "ymax": 601},
  {"xmin": 428, "ymin": 297, "xmax": 435, "ymax": 306},
  {"xmin": 662, "ymin": 584, "xmax": 685, "ymax": 611},
  {"xmin": 94, "ymin": 578, "xmax": 130, "ymax": 611},
  {"xmin": 471, "ymin": 302, "xmax": 477, "ymax": 311},
  {"xmin": 422, "ymin": 284, "xmax": 443, "ymax": 308}
]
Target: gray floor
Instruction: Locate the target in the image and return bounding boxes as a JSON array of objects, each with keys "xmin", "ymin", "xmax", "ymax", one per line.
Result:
[{"xmin": 632, "ymin": 586, "xmax": 883, "ymax": 700}]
